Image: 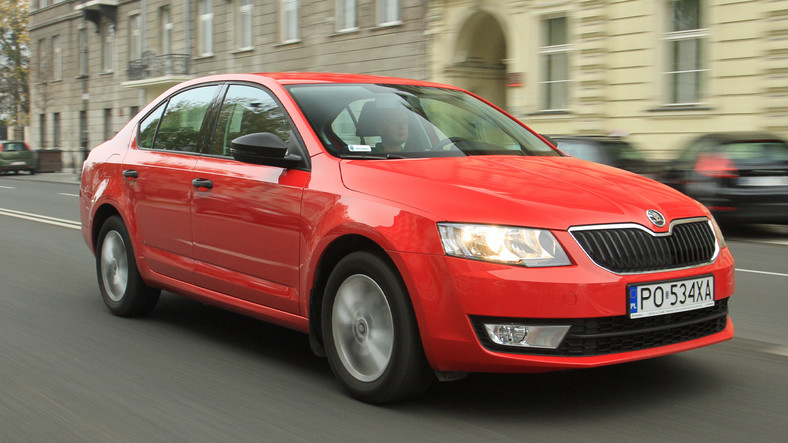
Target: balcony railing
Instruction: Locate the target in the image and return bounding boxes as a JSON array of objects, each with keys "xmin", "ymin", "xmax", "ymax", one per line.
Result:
[{"xmin": 127, "ymin": 53, "xmax": 190, "ymax": 81}]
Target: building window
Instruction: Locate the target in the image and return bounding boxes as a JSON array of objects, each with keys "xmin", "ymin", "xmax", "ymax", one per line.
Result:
[
  {"xmin": 79, "ymin": 111, "xmax": 88, "ymax": 147},
  {"xmin": 540, "ymin": 16, "xmax": 570, "ymax": 111},
  {"xmin": 281, "ymin": 0, "xmax": 298, "ymax": 43},
  {"xmin": 130, "ymin": 14, "xmax": 142, "ymax": 60},
  {"xmin": 103, "ymin": 23, "xmax": 115, "ymax": 72},
  {"xmin": 52, "ymin": 35, "xmax": 62, "ymax": 80},
  {"xmin": 199, "ymin": 0, "xmax": 214, "ymax": 56},
  {"xmin": 337, "ymin": 0, "xmax": 356, "ymax": 32},
  {"xmin": 238, "ymin": 0, "xmax": 253, "ymax": 49},
  {"xmin": 39, "ymin": 114, "xmax": 47, "ymax": 148},
  {"xmin": 377, "ymin": 0, "xmax": 400, "ymax": 25},
  {"xmin": 104, "ymin": 108, "xmax": 113, "ymax": 141},
  {"xmin": 78, "ymin": 28, "xmax": 88, "ymax": 76},
  {"xmin": 53, "ymin": 113, "xmax": 61, "ymax": 147},
  {"xmin": 161, "ymin": 7, "xmax": 173, "ymax": 54},
  {"xmin": 665, "ymin": 0, "xmax": 706, "ymax": 105},
  {"xmin": 38, "ymin": 39, "xmax": 47, "ymax": 82}
]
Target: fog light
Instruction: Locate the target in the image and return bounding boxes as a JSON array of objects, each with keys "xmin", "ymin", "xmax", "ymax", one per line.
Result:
[{"xmin": 483, "ymin": 323, "xmax": 570, "ymax": 349}]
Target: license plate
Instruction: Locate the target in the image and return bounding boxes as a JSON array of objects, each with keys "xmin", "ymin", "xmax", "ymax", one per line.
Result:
[
  {"xmin": 10, "ymin": 161, "xmax": 25, "ymax": 166},
  {"xmin": 628, "ymin": 276, "xmax": 714, "ymax": 319},
  {"xmin": 738, "ymin": 176, "xmax": 788, "ymax": 186}
]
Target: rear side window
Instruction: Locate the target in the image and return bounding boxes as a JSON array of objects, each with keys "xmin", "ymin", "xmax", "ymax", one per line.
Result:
[
  {"xmin": 210, "ymin": 84, "xmax": 294, "ymax": 156},
  {"xmin": 138, "ymin": 85, "xmax": 220, "ymax": 152}
]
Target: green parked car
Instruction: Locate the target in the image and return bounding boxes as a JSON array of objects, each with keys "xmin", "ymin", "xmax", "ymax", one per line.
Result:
[{"xmin": 0, "ymin": 140, "xmax": 35, "ymax": 174}]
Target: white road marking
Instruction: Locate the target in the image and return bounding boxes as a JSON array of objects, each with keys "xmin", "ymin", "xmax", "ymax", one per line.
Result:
[
  {"xmin": 736, "ymin": 268, "xmax": 788, "ymax": 278},
  {"xmin": 58, "ymin": 193, "xmax": 80, "ymax": 197},
  {"xmin": 764, "ymin": 346, "xmax": 788, "ymax": 358},
  {"xmin": 0, "ymin": 208, "xmax": 81, "ymax": 230},
  {"xmin": 0, "ymin": 185, "xmax": 15, "ymax": 189}
]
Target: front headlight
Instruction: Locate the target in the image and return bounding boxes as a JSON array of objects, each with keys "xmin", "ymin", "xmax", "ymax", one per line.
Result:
[
  {"xmin": 438, "ymin": 223, "xmax": 571, "ymax": 267},
  {"xmin": 709, "ymin": 216, "xmax": 727, "ymax": 249}
]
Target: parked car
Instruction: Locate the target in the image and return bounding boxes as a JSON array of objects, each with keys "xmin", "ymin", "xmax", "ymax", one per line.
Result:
[
  {"xmin": 661, "ymin": 132, "xmax": 788, "ymax": 225},
  {"xmin": 550, "ymin": 135, "xmax": 660, "ymax": 177},
  {"xmin": 80, "ymin": 73, "xmax": 734, "ymax": 403},
  {"xmin": 0, "ymin": 140, "xmax": 35, "ymax": 174}
]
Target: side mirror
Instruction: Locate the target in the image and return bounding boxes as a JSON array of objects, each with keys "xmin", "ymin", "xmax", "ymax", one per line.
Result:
[{"xmin": 231, "ymin": 133, "xmax": 303, "ymax": 169}]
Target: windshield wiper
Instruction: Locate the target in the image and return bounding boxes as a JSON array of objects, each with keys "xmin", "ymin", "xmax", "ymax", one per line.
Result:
[{"xmin": 340, "ymin": 153, "xmax": 407, "ymax": 160}]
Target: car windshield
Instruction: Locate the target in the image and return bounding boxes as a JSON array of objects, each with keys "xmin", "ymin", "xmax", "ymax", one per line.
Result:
[
  {"xmin": 285, "ymin": 84, "xmax": 559, "ymax": 159},
  {"xmin": 721, "ymin": 140, "xmax": 788, "ymax": 166}
]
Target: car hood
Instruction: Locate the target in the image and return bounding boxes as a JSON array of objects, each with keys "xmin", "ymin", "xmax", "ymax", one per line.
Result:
[{"xmin": 339, "ymin": 156, "xmax": 707, "ymax": 231}]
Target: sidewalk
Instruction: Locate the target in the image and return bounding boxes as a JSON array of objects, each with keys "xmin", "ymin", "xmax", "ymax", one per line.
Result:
[{"xmin": 2, "ymin": 171, "xmax": 82, "ymax": 185}]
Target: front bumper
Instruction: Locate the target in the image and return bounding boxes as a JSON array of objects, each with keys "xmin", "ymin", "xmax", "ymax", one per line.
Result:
[{"xmin": 395, "ymin": 242, "xmax": 735, "ymax": 373}]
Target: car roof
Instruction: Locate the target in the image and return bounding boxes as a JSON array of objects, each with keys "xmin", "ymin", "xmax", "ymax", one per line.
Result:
[
  {"xmin": 692, "ymin": 132, "xmax": 787, "ymax": 144},
  {"xmin": 184, "ymin": 72, "xmax": 459, "ymax": 89}
]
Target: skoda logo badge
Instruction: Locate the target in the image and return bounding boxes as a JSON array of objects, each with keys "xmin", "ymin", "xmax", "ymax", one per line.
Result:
[{"xmin": 647, "ymin": 209, "xmax": 666, "ymax": 227}]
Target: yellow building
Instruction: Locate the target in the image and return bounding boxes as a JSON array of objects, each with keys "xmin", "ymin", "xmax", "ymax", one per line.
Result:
[{"xmin": 428, "ymin": 0, "xmax": 788, "ymax": 157}]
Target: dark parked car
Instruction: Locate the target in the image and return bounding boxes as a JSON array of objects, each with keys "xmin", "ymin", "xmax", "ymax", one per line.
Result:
[
  {"xmin": 661, "ymin": 132, "xmax": 788, "ymax": 225},
  {"xmin": 0, "ymin": 140, "xmax": 35, "ymax": 174},
  {"xmin": 550, "ymin": 135, "xmax": 660, "ymax": 177}
]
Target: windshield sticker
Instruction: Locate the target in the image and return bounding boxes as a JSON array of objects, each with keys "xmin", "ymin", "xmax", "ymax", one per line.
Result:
[{"xmin": 348, "ymin": 144, "xmax": 373, "ymax": 152}]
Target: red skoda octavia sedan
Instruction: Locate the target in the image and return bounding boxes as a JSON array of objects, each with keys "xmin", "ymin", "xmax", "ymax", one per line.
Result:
[{"xmin": 80, "ymin": 73, "xmax": 734, "ymax": 403}]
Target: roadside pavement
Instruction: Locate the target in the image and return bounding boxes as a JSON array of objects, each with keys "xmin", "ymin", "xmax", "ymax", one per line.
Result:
[{"xmin": 2, "ymin": 171, "xmax": 82, "ymax": 185}]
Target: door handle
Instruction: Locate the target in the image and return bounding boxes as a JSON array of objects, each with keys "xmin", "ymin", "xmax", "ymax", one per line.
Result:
[
  {"xmin": 122, "ymin": 169, "xmax": 138, "ymax": 179},
  {"xmin": 192, "ymin": 178, "xmax": 214, "ymax": 190}
]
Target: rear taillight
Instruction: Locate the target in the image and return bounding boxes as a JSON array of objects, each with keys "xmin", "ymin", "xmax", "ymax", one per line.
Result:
[{"xmin": 695, "ymin": 153, "xmax": 738, "ymax": 178}]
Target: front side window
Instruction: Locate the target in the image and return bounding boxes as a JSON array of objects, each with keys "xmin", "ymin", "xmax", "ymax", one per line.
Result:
[
  {"xmin": 281, "ymin": 0, "xmax": 299, "ymax": 42},
  {"xmin": 211, "ymin": 84, "xmax": 294, "ymax": 156},
  {"xmin": 286, "ymin": 84, "xmax": 557, "ymax": 159},
  {"xmin": 665, "ymin": 0, "xmax": 706, "ymax": 105},
  {"xmin": 238, "ymin": 0, "xmax": 253, "ymax": 49},
  {"xmin": 199, "ymin": 0, "xmax": 214, "ymax": 55},
  {"xmin": 337, "ymin": 0, "xmax": 356, "ymax": 31},
  {"xmin": 378, "ymin": 0, "xmax": 400, "ymax": 25},
  {"xmin": 139, "ymin": 85, "xmax": 220, "ymax": 152},
  {"xmin": 540, "ymin": 16, "xmax": 570, "ymax": 111}
]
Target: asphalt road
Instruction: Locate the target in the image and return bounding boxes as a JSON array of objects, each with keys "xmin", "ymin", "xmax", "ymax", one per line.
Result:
[{"xmin": 1, "ymin": 174, "xmax": 786, "ymax": 442}]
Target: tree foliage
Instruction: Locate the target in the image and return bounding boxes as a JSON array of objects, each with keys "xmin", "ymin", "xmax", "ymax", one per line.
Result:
[{"xmin": 0, "ymin": 0, "xmax": 29, "ymax": 127}]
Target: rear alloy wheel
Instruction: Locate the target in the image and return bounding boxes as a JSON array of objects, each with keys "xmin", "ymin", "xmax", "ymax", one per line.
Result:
[
  {"xmin": 96, "ymin": 216, "xmax": 160, "ymax": 317},
  {"xmin": 322, "ymin": 251, "xmax": 433, "ymax": 403}
]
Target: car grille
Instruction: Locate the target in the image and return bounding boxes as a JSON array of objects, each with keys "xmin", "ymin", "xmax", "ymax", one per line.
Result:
[
  {"xmin": 471, "ymin": 298, "xmax": 729, "ymax": 357},
  {"xmin": 570, "ymin": 219, "xmax": 717, "ymax": 273}
]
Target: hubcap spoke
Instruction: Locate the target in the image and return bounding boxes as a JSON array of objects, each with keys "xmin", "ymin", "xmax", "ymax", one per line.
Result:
[
  {"xmin": 101, "ymin": 231, "xmax": 129, "ymax": 302},
  {"xmin": 332, "ymin": 274, "xmax": 394, "ymax": 382}
]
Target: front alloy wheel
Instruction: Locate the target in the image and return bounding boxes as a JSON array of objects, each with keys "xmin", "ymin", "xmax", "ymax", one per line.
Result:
[{"xmin": 322, "ymin": 251, "xmax": 432, "ymax": 403}]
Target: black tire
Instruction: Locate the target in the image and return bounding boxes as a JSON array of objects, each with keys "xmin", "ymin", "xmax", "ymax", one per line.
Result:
[
  {"xmin": 322, "ymin": 251, "xmax": 433, "ymax": 403},
  {"xmin": 95, "ymin": 215, "xmax": 160, "ymax": 317}
]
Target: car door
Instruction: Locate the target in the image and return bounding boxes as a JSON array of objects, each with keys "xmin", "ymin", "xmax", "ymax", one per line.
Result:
[
  {"xmin": 122, "ymin": 84, "xmax": 222, "ymax": 283},
  {"xmin": 191, "ymin": 83, "xmax": 309, "ymax": 314}
]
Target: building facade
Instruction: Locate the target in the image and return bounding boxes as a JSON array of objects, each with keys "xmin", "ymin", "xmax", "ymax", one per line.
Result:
[
  {"xmin": 427, "ymin": 0, "xmax": 788, "ymax": 156},
  {"xmin": 27, "ymin": 0, "xmax": 429, "ymax": 167},
  {"xmin": 28, "ymin": 0, "xmax": 788, "ymax": 164}
]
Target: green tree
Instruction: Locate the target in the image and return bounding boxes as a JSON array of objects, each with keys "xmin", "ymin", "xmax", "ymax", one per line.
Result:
[{"xmin": 0, "ymin": 0, "xmax": 29, "ymax": 130}]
